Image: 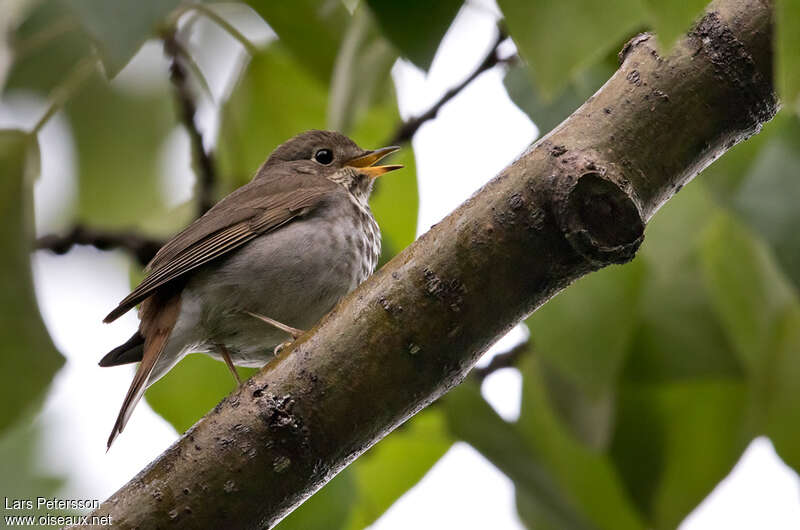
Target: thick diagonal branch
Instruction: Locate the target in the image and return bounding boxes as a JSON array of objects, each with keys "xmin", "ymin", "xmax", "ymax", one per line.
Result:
[{"xmin": 80, "ymin": 0, "xmax": 776, "ymax": 528}]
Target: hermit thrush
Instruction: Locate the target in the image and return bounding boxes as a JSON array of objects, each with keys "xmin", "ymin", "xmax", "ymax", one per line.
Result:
[{"xmin": 100, "ymin": 130, "xmax": 402, "ymax": 448}]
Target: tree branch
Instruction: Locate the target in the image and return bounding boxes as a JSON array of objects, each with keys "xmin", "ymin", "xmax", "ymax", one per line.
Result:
[
  {"xmin": 79, "ymin": 0, "xmax": 776, "ymax": 527},
  {"xmin": 388, "ymin": 30, "xmax": 514, "ymax": 146},
  {"xmin": 35, "ymin": 225, "xmax": 162, "ymax": 266},
  {"xmin": 164, "ymin": 33, "xmax": 217, "ymax": 217},
  {"xmin": 472, "ymin": 340, "xmax": 532, "ymax": 382}
]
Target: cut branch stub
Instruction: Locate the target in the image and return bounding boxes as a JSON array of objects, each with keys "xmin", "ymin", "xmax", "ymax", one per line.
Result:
[{"xmin": 547, "ymin": 151, "xmax": 644, "ymax": 266}]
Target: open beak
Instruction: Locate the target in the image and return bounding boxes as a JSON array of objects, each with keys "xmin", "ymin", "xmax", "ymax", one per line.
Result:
[{"xmin": 346, "ymin": 146, "xmax": 403, "ymax": 179}]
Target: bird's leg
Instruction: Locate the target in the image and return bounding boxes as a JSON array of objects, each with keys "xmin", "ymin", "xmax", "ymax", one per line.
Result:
[
  {"xmin": 244, "ymin": 311, "xmax": 305, "ymax": 355},
  {"xmin": 217, "ymin": 343, "xmax": 242, "ymax": 386}
]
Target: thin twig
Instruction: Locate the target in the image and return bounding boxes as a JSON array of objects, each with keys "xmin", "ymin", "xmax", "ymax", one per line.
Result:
[
  {"xmin": 32, "ymin": 55, "xmax": 98, "ymax": 134},
  {"xmin": 164, "ymin": 33, "xmax": 217, "ymax": 216},
  {"xmin": 35, "ymin": 225, "xmax": 163, "ymax": 267},
  {"xmin": 472, "ymin": 339, "xmax": 531, "ymax": 382},
  {"xmin": 188, "ymin": 3, "xmax": 259, "ymax": 56},
  {"xmin": 388, "ymin": 30, "xmax": 514, "ymax": 145}
]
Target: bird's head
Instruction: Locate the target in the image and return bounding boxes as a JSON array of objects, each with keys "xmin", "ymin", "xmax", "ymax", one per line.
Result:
[{"xmin": 263, "ymin": 130, "xmax": 402, "ymax": 202}]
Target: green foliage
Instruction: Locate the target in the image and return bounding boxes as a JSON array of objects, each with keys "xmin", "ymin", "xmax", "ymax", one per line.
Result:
[
  {"xmin": 243, "ymin": 0, "xmax": 349, "ymax": 83},
  {"xmin": 0, "ymin": 131, "xmax": 64, "ymax": 435},
  {"xmin": 777, "ymin": 0, "xmax": 800, "ymax": 109},
  {"xmin": 62, "ymin": 0, "xmax": 182, "ymax": 77},
  {"xmin": 497, "ymin": 0, "xmax": 645, "ymax": 98},
  {"xmin": 365, "ymin": 0, "xmax": 463, "ymax": 71},
  {"xmin": 66, "ymin": 72, "xmax": 174, "ymax": 231}
]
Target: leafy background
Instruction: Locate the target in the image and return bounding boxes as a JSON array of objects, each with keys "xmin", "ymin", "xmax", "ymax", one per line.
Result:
[{"xmin": 1, "ymin": 0, "xmax": 799, "ymax": 528}]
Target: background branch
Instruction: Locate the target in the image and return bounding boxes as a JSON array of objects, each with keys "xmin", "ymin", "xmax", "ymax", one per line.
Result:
[
  {"xmin": 472, "ymin": 340, "xmax": 532, "ymax": 382},
  {"xmin": 77, "ymin": 0, "xmax": 777, "ymax": 527},
  {"xmin": 35, "ymin": 225, "xmax": 162, "ymax": 266},
  {"xmin": 388, "ymin": 29, "xmax": 514, "ymax": 146},
  {"xmin": 164, "ymin": 32, "xmax": 217, "ymax": 217}
]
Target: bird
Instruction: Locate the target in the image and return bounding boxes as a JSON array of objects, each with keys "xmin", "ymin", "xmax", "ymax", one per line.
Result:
[{"xmin": 99, "ymin": 130, "xmax": 403, "ymax": 449}]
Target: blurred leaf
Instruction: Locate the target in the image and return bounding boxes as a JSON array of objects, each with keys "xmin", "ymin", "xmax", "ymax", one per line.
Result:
[
  {"xmin": 625, "ymin": 184, "xmax": 743, "ymax": 385},
  {"xmin": 65, "ymin": 72, "xmax": 174, "ymax": 231},
  {"xmin": 5, "ymin": 1, "xmax": 94, "ymax": 94},
  {"xmin": 700, "ymin": 214, "xmax": 794, "ymax": 372},
  {"xmin": 0, "ymin": 130, "xmax": 64, "ymax": 435},
  {"xmin": 445, "ymin": 381, "xmax": 602, "ymax": 530},
  {"xmin": 729, "ymin": 114, "xmax": 800, "ymax": 291},
  {"xmin": 504, "ymin": 59, "xmax": 616, "ymax": 136},
  {"xmin": 525, "ymin": 260, "xmax": 644, "ymax": 448},
  {"xmin": 700, "ymin": 112, "xmax": 785, "ymax": 202},
  {"xmin": 344, "ymin": 410, "xmax": 452, "ymax": 529},
  {"xmin": 496, "ymin": 0, "xmax": 645, "ymax": 98},
  {"xmin": 365, "ymin": 0, "xmax": 462, "ymax": 71},
  {"xmin": 641, "ymin": 0, "xmax": 707, "ymax": 49},
  {"xmin": 146, "ymin": 354, "xmax": 254, "ymax": 433},
  {"xmin": 700, "ymin": 213, "xmax": 800, "ymax": 471},
  {"xmin": 610, "ymin": 380, "xmax": 747, "ymax": 529},
  {"xmin": 516, "ymin": 358, "xmax": 645, "ymax": 530},
  {"xmin": 243, "ymin": 0, "xmax": 349, "ymax": 83},
  {"xmin": 328, "ymin": 6, "xmax": 396, "ymax": 133},
  {"xmin": 777, "ymin": 0, "xmax": 800, "ymax": 109},
  {"xmin": 0, "ymin": 422, "xmax": 65, "ymax": 520},
  {"xmin": 62, "ymin": 0, "xmax": 181, "ymax": 78},
  {"xmin": 277, "ymin": 469, "xmax": 357, "ymax": 530}
]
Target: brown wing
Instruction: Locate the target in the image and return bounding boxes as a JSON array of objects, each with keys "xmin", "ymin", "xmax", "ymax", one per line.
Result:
[{"xmin": 104, "ymin": 175, "xmax": 335, "ymax": 323}]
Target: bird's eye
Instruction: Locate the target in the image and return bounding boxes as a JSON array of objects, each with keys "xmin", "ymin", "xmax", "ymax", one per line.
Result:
[{"xmin": 314, "ymin": 149, "xmax": 333, "ymax": 165}]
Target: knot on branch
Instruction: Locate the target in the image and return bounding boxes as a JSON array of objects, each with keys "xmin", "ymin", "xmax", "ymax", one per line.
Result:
[{"xmin": 551, "ymin": 161, "xmax": 644, "ymax": 266}]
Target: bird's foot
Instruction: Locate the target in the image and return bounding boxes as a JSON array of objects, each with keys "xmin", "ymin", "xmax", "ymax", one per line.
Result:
[
  {"xmin": 273, "ymin": 340, "xmax": 294, "ymax": 356},
  {"xmin": 245, "ymin": 311, "xmax": 305, "ymax": 339},
  {"xmin": 217, "ymin": 343, "xmax": 242, "ymax": 387}
]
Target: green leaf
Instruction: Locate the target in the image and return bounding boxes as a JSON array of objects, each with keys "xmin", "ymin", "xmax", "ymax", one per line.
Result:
[
  {"xmin": 0, "ymin": 422, "xmax": 65, "ymax": 520},
  {"xmin": 5, "ymin": 0, "xmax": 95, "ymax": 94},
  {"xmin": 344, "ymin": 410, "xmax": 452, "ymax": 529},
  {"xmin": 146, "ymin": 354, "xmax": 254, "ymax": 433},
  {"xmin": 515, "ymin": 359, "xmax": 645, "ymax": 530},
  {"xmin": 0, "ymin": 130, "xmax": 64, "ymax": 435},
  {"xmin": 729, "ymin": 114, "xmax": 800, "ymax": 291},
  {"xmin": 700, "ymin": 213, "xmax": 800, "ymax": 472},
  {"xmin": 497, "ymin": 0, "xmax": 646, "ymax": 98},
  {"xmin": 641, "ymin": 0, "xmax": 707, "ymax": 49},
  {"xmin": 504, "ymin": 58, "xmax": 616, "ymax": 136},
  {"xmin": 365, "ymin": 0, "xmax": 462, "ymax": 71},
  {"xmin": 327, "ymin": 6, "xmax": 396, "ymax": 133},
  {"xmin": 524, "ymin": 259, "xmax": 644, "ymax": 448},
  {"xmin": 777, "ymin": 0, "xmax": 800, "ymax": 110},
  {"xmin": 277, "ymin": 469, "xmax": 357, "ymax": 530},
  {"xmin": 65, "ymin": 72, "xmax": 174, "ymax": 231},
  {"xmin": 62, "ymin": 0, "xmax": 181, "ymax": 78},
  {"xmin": 610, "ymin": 380, "xmax": 748, "ymax": 529},
  {"xmin": 243, "ymin": 0, "xmax": 349, "ymax": 83},
  {"xmin": 700, "ymin": 213, "xmax": 794, "ymax": 372},
  {"xmin": 445, "ymin": 382, "xmax": 597, "ymax": 530}
]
